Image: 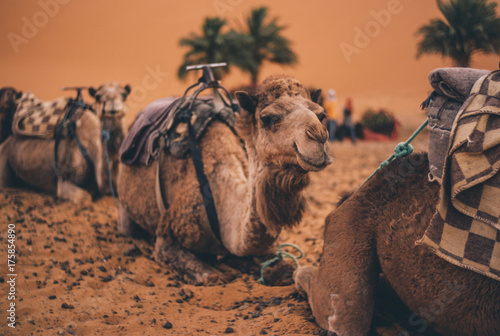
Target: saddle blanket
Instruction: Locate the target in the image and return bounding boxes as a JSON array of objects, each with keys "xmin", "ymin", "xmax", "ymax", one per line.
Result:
[
  {"xmin": 13, "ymin": 92, "xmax": 70, "ymax": 138},
  {"xmin": 419, "ymin": 69, "xmax": 500, "ymax": 282},
  {"xmin": 423, "ymin": 68, "xmax": 490, "ymax": 183}
]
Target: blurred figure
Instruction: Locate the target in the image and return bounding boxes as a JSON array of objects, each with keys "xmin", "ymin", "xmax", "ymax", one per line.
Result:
[
  {"xmin": 340, "ymin": 98, "xmax": 356, "ymax": 144},
  {"xmin": 324, "ymin": 89, "xmax": 338, "ymax": 141}
]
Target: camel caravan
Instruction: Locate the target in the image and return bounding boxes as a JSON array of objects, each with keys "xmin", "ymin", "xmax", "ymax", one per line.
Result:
[
  {"xmin": 0, "ymin": 82, "xmax": 130, "ymax": 203},
  {"xmin": 1, "ymin": 63, "xmax": 499, "ymax": 334}
]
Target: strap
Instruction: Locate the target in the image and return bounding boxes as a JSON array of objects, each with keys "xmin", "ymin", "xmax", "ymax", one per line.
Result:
[
  {"xmin": 155, "ymin": 136, "xmax": 168, "ymax": 214},
  {"xmin": 187, "ymin": 118, "xmax": 222, "ymax": 242}
]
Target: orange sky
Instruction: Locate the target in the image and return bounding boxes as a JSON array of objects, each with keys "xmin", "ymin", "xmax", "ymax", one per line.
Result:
[{"xmin": 1, "ymin": 0, "xmax": 500, "ymax": 125}]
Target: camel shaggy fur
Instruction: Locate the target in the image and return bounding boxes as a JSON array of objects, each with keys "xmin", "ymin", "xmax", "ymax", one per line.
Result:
[
  {"xmin": 294, "ymin": 153, "xmax": 500, "ymax": 336},
  {"xmin": 118, "ymin": 75, "xmax": 333, "ymax": 283},
  {"xmin": 0, "ymin": 87, "xmax": 22, "ymax": 143},
  {"xmin": 0, "ymin": 82, "xmax": 130, "ymax": 203}
]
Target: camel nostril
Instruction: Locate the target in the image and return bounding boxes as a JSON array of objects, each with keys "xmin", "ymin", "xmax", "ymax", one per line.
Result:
[{"xmin": 306, "ymin": 127, "xmax": 328, "ymax": 143}]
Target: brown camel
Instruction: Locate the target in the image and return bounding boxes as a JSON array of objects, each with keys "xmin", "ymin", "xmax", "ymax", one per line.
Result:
[
  {"xmin": 0, "ymin": 87, "xmax": 22, "ymax": 143},
  {"xmin": 294, "ymin": 153, "xmax": 500, "ymax": 336},
  {"xmin": 118, "ymin": 75, "xmax": 333, "ymax": 283},
  {"xmin": 0, "ymin": 82, "xmax": 130, "ymax": 203}
]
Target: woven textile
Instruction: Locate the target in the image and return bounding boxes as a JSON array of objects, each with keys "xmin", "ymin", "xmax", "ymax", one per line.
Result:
[
  {"xmin": 419, "ymin": 70, "xmax": 500, "ymax": 281},
  {"xmin": 13, "ymin": 92, "xmax": 70, "ymax": 138}
]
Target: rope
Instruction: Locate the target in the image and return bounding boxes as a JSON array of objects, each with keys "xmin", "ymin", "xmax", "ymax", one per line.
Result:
[
  {"xmin": 258, "ymin": 243, "xmax": 304, "ymax": 285},
  {"xmin": 101, "ymin": 129, "xmax": 119, "ymax": 206},
  {"xmin": 358, "ymin": 118, "xmax": 429, "ymax": 190}
]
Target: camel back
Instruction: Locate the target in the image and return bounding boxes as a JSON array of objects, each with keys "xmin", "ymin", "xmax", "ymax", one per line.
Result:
[
  {"xmin": 120, "ymin": 96, "xmax": 237, "ymax": 166},
  {"xmin": 419, "ymin": 68, "xmax": 500, "ymax": 282},
  {"xmin": 13, "ymin": 92, "xmax": 88, "ymax": 139}
]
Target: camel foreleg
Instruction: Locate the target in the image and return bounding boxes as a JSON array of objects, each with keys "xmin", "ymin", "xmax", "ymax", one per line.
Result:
[
  {"xmin": 154, "ymin": 236, "xmax": 222, "ymax": 284},
  {"xmin": 57, "ymin": 179, "xmax": 92, "ymax": 203},
  {"xmin": 294, "ymin": 209, "xmax": 379, "ymax": 336}
]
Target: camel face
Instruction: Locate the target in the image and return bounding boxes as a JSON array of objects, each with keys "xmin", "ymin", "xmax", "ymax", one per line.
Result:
[
  {"xmin": 236, "ymin": 75, "xmax": 333, "ymax": 172},
  {"xmin": 0, "ymin": 87, "xmax": 22, "ymax": 143},
  {"xmin": 89, "ymin": 82, "xmax": 131, "ymax": 118}
]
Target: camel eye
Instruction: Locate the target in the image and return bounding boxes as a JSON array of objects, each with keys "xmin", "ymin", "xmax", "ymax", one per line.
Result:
[
  {"xmin": 317, "ymin": 112, "xmax": 326, "ymax": 122},
  {"xmin": 260, "ymin": 114, "xmax": 281, "ymax": 128}
]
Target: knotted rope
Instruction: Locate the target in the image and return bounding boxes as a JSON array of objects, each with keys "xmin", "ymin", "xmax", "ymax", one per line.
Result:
[
  {"xmin": 259, "ymin": 243, "xmax": 304, "ymax": 285},
  {"xmin": 358, "ymin": 118, "xmax": 429, "ymax": 189}
]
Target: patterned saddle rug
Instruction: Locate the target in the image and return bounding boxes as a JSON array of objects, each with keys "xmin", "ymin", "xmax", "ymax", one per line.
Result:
[
  {"xmin": 13, "ymin": 92, "xmax": 72, "ymax": 138},
  {"xmin": 419, "ymin": 69, "xmax": 500, "ymax": 282}
]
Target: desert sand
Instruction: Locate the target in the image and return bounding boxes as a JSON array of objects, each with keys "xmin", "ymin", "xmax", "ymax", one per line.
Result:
[{"xmin": 0, "ymin": 135, "xmax": 430, "ymax": 336}]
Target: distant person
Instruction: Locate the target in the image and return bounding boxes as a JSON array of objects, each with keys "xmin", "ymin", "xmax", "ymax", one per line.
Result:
[
  {"xmin": 323, "ymin": 89, "xmax": 338, "ymax": 141},
  {"xmin": 340, "ymin": 98, "xmax": 356, "ymax": 144}
]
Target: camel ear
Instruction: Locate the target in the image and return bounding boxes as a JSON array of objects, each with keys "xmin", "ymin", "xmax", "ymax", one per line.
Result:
[
  {"xmin": 310, "ymin": 89, "xmax": 322, "ymax": 104},
  {"xmin": 235, "ymin": 91, "xmax": 257, "ymax": 114},
  {"xmin": 124, "ymin": 84, "xmax": 131, "ymax": 96},
  {"xmin": 16, "ymin": 91, "xmax": 23, "ymax": 99},
  {"xmin": 88, "ymin": 87, "xmax": 97, "ymax": 97}
]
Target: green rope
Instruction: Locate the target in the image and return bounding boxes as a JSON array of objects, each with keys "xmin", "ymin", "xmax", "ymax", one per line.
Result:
[
  {"xmin": 358, "ymin": 118, "xmax": 429, "ymax": 190},
  {"xmin": 258, "ymin": 243, "xmax": 305, "ymax": 285}
]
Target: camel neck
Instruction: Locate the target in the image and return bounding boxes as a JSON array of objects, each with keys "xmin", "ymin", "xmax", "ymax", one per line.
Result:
[{"xmin": 236, "ymin": 146, "xmax": 309, "ymax": 253}]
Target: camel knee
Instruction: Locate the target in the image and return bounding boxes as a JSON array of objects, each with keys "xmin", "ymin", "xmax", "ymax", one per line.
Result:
[
  {"xmin": 57, "ymin": 179, "xmax": 92, "ymax": 203},
  {"xmin": 294, "ymin": 265, "xmax": 317, "ymax": 296},
  {"xmin": 117, "ymin": 203, "xmax": 135, "ymax": 236}
]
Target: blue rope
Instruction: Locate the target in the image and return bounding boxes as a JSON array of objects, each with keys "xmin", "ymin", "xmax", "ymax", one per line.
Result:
[
  {"xmin": 102, "ymin": 129, "xmax": 119, "ymax": 206},
  {"xmin": 358, "ymin": 118, "xmax": 429, "ymax": 189},
  {"xmin": 258, "ymin": 243, "xmax": 304, "ymax": 285}
]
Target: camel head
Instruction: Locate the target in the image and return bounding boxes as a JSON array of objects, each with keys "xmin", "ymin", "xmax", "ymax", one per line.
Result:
[
  {"xmin": 88, "ymin": 82, "xmax": 131, "ymax": 119},
  {"xmin": 0, "ymin": 87, "xmax": 22, "ymax": 143},
  {"xmin": 235, "ymin": 75, "xmax": 333, "ymax": 173},
  {"xmin": 0, "ymin": 87, "xmax": 22, "ymax": 113}
]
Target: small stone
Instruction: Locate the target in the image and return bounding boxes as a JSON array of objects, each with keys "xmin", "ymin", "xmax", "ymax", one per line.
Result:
[
  {"xmin": 224, "ymin": 327, "xmax": 234, "ymax": 333},
  {"xmin": 49, "ymin": 295, "xmax": 56, "ymax": 300},
  {"xmin": 162, "ymin": 321, "xmax": 173, "ymax": 329}
]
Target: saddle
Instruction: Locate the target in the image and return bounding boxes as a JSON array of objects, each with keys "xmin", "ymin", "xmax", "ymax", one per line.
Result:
[
  {"xmin": 419, "ymin": 68, "xmax": 500, "ymax": 282},
  {"xmin": 120, "ymin": 95, "xmax": 237, "ymax": 166},
  {"xmin": 13, "ymin": 92, "xmax": 74, "ymax": 139}
]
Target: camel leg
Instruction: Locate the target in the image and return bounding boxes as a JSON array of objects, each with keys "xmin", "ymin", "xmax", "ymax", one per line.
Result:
[
  {"xmin": 0, "ymin": 139, "xmax": 14, "ymax": 187},
  {"xmin": 117, "ymin": 203, "xmax": 140, "ymax": 236},
  {"xmin": 154, "ymin": 236, "xmax": 222, "ymax": 284},
  {"xmin": 294, "ymin": 207, "xmax": 378, "ymax": 336},
  {"xmin": 57, "ymin": 179, "xmax": 92, "ymax": 203}
]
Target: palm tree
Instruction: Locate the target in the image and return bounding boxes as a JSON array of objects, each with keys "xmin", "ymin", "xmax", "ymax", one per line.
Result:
[
  {"xmin": 177, "ymin": 17, "xmax": 248, "ymax": 80},
  {"xmin": 238, "ymin": 7, "xmax": 298, "ymax": 87},
  {"xmin": 416, "ymin": 0, "xmax": 500, "ymax": 67}
]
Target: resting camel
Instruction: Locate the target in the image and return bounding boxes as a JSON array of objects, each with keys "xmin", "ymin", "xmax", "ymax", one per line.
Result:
[
  {"xmin": 0, "ymin": 82, "xmax": 130, "ymax": 203},
  {"xmin": 118, "ymin": 75, "xmax": 333, "ymax": 283},
  {"xmin": 294, "ymin": 153, "xmax": 500, "ymax": 336},
  {"xmin": 0, "ymin": 87, "xmax": 22, "ymax": 143}
]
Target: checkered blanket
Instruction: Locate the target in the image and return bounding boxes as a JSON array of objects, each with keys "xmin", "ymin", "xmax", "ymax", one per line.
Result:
[
  {"xmin": 418, "ymin": 70, "xmax": 500, "ymax": 281},
  {"xmin": 13, "ymin": 92, "xmax": 70, "ymax": 138}
]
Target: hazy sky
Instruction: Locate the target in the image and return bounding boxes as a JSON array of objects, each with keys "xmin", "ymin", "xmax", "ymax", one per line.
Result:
[{"xmin": 1, "ymin": 0, "xmax": 499, "ymax": 122}]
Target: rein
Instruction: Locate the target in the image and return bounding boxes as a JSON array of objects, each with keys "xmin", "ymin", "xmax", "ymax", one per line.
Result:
[{"xmin": 357, "ymin": 118, "xmax": 429, "ymax": 190}]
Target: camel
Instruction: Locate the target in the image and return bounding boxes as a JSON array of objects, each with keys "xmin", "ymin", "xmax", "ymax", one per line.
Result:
[
  {"xmin": 294, "ymin": 153, "xmax": 500, "ymax": 336},
  {"xmin": 0, "ymin": 87, "xmax": 22, "ymax": 143},
  {"xmin": 118, "ymin": 75, "xmax": 333, "ymax": 283},
  {"xmin": 0, "ymin": 82, "xmax": 130, "ymax": 203}
]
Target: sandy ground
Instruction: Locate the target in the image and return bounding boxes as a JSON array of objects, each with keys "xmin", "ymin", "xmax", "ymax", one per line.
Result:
[{"xmin": 0, "ymin": 132, "xmax": 430, "ymax": 336}]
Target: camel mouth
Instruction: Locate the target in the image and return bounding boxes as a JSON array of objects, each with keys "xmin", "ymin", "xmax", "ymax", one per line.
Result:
[{"xmin": 294, "ymin": 144, "xmax": 333, "ymax": 172}]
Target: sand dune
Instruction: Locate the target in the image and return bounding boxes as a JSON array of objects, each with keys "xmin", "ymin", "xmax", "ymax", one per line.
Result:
[{"xmin": 1, "ymin": 0, "xmax": 499, "ymax": 125}]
